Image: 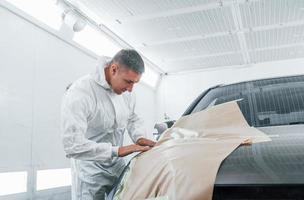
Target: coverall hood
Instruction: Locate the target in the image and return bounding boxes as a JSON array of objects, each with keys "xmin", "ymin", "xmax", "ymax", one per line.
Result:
[{"xmin": 91, "ymin": 56, "xmax": 112, "ymax": 91}]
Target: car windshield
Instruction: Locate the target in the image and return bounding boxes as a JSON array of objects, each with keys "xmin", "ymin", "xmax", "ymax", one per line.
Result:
[{"xmin": 190, "ymin": 75, "xmax": 304, "ymax": 127}]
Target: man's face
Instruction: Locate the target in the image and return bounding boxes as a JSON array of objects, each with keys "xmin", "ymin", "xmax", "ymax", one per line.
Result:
[{"xmin": 110, "ymin": 64, "xmax": 141, "ymax": 95}]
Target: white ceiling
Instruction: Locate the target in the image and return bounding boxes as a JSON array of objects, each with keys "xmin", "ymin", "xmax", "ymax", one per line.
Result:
[{"xmin": 66, "ymin": 0, "xmax": 304, "ymax": 73}]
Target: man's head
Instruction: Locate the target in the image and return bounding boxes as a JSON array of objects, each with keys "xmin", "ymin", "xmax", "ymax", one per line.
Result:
[{"xmin": 105, "ymin": 49, "xmax": 145, "ymax": 95}]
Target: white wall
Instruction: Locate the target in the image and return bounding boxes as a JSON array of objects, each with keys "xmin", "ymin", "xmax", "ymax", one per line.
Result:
[
  {"xmin": 0, "ymin": 4, "xmax": 156, "ymax": 200},
  {"xmin": 157, "ymin": 60, "xmax": 304, "ymax": 121}
]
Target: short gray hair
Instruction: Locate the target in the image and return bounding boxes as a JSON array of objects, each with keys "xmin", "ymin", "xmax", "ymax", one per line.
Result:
[{"xmin": 110, "ymin": 49, "xmax": 145, "ymax": 74}]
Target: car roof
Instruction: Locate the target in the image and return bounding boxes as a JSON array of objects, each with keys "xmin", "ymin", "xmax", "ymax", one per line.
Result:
[{"xmin": 216, "ymin": 74, "xmax": 304, "ymax": 89}]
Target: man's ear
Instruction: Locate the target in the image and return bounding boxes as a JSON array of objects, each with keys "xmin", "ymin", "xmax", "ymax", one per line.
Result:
[{"xmin": 110, "ymin": 64, "xmax": 119, "ymax": 75}]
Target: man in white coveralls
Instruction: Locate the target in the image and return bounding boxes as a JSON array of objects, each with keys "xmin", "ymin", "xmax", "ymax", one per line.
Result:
[{"xmin": 61, "ymin": 49, "xmax": 156, "ymax": 200}]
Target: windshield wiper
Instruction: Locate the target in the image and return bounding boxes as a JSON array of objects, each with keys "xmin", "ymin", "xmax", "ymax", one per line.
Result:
[{"xmin": 289, "ymin": 121, "xmax": 304, "ymax": 125}]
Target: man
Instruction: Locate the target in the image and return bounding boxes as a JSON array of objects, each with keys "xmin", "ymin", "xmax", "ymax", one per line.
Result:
[{"xmin": 61, "ymin": 49, "xmax": 156, "ymax": 200}]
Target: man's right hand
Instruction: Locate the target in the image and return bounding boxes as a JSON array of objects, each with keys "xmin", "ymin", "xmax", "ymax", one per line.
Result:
[{"xmin": 118, "ymin": 144, "xmax": 151, "ymax": 157}]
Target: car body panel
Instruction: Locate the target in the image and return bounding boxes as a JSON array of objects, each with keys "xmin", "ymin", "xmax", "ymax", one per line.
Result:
[{"xmin": 215, "ymin": 125, "xmax": 304, "ymax": 185}]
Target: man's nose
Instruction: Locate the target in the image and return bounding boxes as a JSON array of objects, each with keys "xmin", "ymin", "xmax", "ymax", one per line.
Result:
[{"xmin": 127, "ymin": 84, "xmax": 133, "ymax": 92}]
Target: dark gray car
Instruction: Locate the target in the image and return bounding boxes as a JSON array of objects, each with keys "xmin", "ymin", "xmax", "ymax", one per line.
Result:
[{"xmin": 109, "ymin": 74, "xmax": 304, "ymax": 200}]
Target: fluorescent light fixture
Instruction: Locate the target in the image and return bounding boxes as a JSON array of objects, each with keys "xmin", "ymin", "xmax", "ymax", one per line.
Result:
[
  {"xmin": 73, "ymin": 25, "xmax": 120, "ymax": 57},
  {"xmin": 0, "ymin": 171, "xmax": 27, "ymax": 196},
  {"xmin": 141, "ymin": 66, "xmax": 160, "ymax": 88},
  {"xmin": 7, "ymin": 0, "xmax": 62, "ymax": 30},
  {"xmin": 37, "ymin": 168, "xmax": 71, "ymax": 190}
]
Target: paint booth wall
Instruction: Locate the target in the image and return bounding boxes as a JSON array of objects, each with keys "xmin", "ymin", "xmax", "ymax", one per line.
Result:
[{"xmin": 0, "ymin": 5, "xmax": 156, "ymax": 200}]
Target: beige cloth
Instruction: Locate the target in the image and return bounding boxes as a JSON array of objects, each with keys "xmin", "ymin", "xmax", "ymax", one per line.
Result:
[{"xmin": 118, "ymin": 101, "xmax": 271, "ymax": 200}]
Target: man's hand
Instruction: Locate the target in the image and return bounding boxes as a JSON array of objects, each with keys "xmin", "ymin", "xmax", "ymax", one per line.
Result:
[
  {"xmin": 118, "ymin": 144, "xmax": 151, "ymax": 157},
  {"xmin": 136, "ymin": 138, "xmax": 156, "ymax": 147}
]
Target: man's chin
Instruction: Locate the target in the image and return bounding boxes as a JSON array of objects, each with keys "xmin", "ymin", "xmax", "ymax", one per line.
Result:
[{"xmin": 114, "ymin": 90, "xmax": 123, "ymax": 95}]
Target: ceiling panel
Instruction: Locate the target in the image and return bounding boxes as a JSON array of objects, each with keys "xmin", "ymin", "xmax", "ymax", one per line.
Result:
[
  {"xmin": 108, "ymin": 6, "xmax": 236, "ymax": 45},
  {"xmin": 245, "ymin": 25, "xmax": 304, "ymax": 49},
  {"xmin": 166, "ymin": 53, "xmax": 244, "ymax": 72},
  {"xmin": 240, "ymin": 0, "xmax": 304, "ymax": 28},
  {"xmin": 140, "ymin": 34, "xmax": 241, "ymax": 60},
  {"xmin": 113, "ymin": 0, "xmax": 217, "ymax": 16},
  {"xmin": 249, "ymin": 46, "xmax": 304, "ymax": 63}
]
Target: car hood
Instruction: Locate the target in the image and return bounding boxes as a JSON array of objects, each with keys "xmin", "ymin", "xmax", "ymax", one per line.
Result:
[{"xmin": 215, "ymin": 124, "xmax": 304, "ymax": 185}]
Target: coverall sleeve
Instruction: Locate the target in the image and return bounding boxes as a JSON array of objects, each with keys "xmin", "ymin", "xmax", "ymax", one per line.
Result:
[
  {"xmin": 126, "ymin": 93, "xmax": 148, "ymax": 143},
  {"xmin": 61, "ymin": 88, "xmax": 117, "ymax": 161}
]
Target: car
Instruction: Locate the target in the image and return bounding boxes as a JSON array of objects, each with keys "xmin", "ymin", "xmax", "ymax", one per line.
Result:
[{"xmin": 108, "ymin": 74, "xmax": 304, "ymax": 200}]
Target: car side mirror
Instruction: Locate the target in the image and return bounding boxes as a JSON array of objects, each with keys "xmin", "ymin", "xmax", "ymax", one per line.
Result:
[{"xmin": 153, "ymin": 120, "xmax": 176, "ymax": 140}]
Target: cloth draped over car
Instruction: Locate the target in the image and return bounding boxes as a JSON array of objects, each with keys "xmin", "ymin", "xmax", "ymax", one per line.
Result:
[{"xmin": 113, "ymin": 101, "xmax": 271, "ymax": 200}]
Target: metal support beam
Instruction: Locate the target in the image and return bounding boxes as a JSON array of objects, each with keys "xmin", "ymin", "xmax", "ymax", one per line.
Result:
[
  {"xmin": 139, "ymin": 31, "xmax": 231, "ymax": 47},
  {"xmin": 249, "ymin": 42, "xmax": 304, "ymax": 52},
  {"xmin": 230, "ymin": 0, "xmax": 250, "ymax": 64},
  {"xmin": 165, "ymin": 51, "xmax": 241, "ymax": 62},
  {"xmin": 163, "ymin": 42, "xmax": 303, "ymax": 63}
]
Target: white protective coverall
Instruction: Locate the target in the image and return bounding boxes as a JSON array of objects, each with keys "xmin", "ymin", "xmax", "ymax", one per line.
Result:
[{"xmin": 61, "ymin": 57, "xmax": 147, "ymax": 200}]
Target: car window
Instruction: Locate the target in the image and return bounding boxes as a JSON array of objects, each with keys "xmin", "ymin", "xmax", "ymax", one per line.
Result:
[
  {"xmin": 252, "ymin": 79, "xmax": 304, "ymax": 127},
  {"xmin": 191, "ymin": 82, "xmax": 253, "ymax": 125},
  {"xmin": 190, "ymin": 75, "xmax": 304, "ymax": 127}
]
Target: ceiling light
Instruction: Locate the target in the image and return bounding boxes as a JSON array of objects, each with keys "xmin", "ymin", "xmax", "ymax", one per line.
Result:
[
  {"xmin": 7, "ymin": 0, "xmax": 62, "ymax": 30},
  {"xmin": 73, "ymin": 25, "xmax": 120, "ymax": 56}
]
